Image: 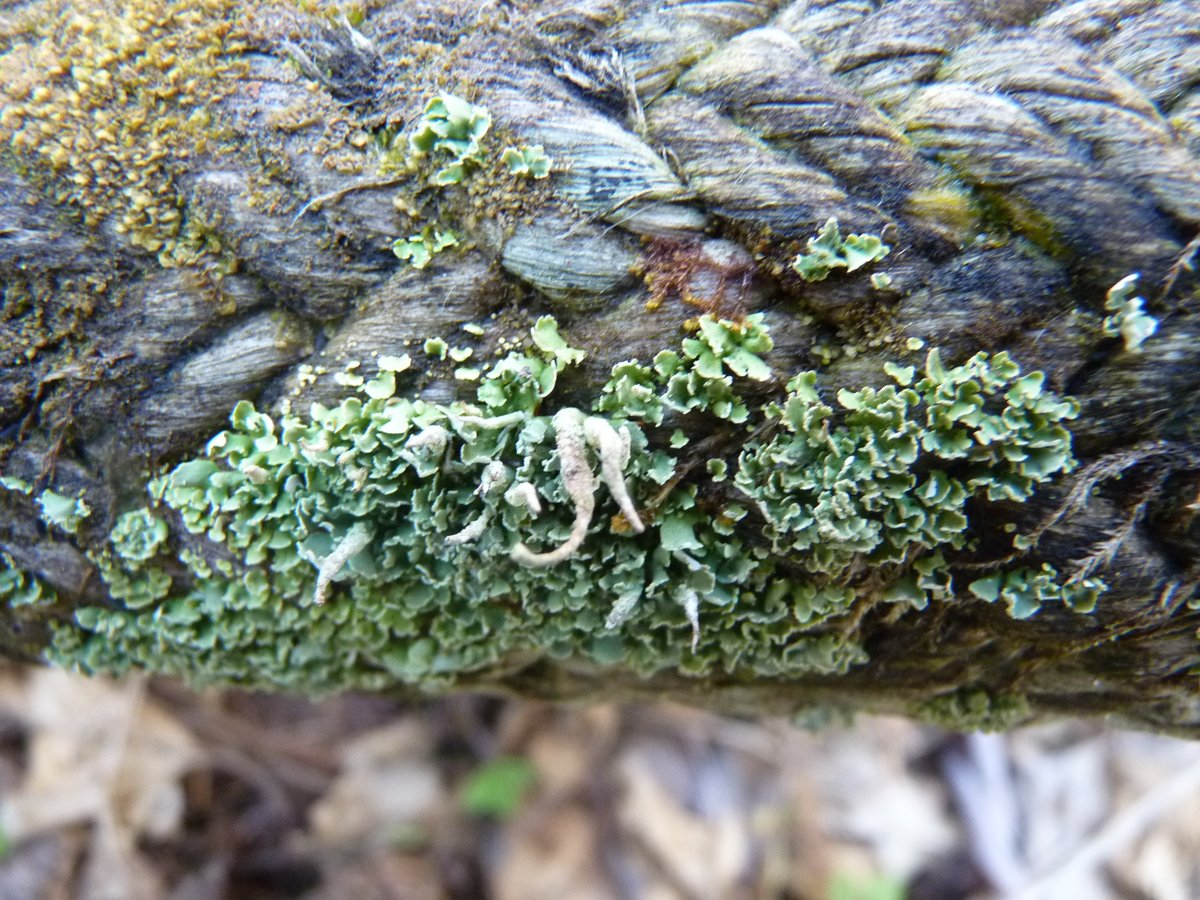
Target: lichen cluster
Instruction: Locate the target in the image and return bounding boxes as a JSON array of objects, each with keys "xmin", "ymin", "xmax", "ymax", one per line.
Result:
[
  {"xmin": 394, "ymin": 93, "xmax": 551, "ymax": 188},
  {"xmin": 32, "ymin": 314, "xmax": 1094, "ymax": 693},
  {"xmin": 736, "ymin": 348, "xmax": 1084, "ymax": 604},
  {"xmin": 915, "ymin": 686, "xmax": 1032, "ymax": 733},
  {"xmin": 391, "ymin": 225, "xmax": 459, "ymax": 270},
  {"xmin": 967, "ymin": 564, "xmax": 1105, "ymax": 620},
  {"xmin": 403, "ymin": 93, "xmax": 494, "ymax": 186},
  {"xmin": 1, "ymin": 476, "xmax": 92, "ymax": 535},
  {"xmin": 790, "ymin": 218, "xmax": 891, "ymax": 282},
  {"xmin": 387, "ymin": 94, "xmax": 552, "ymax": 269},
  {"xmin": 0, "ymin": 553, "xmax": 55, "ymax": 610}
]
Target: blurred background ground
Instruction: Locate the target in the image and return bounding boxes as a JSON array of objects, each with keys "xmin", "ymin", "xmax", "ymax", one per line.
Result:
[{"xmin": 0, "ymin": 666, "xmax": 1197, "ymax": 900}]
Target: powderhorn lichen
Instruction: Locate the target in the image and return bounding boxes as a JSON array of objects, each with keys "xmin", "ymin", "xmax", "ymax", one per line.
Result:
[{"xmin": 16, "ymin": 313, "xmax": 1095, "ymax": 693}]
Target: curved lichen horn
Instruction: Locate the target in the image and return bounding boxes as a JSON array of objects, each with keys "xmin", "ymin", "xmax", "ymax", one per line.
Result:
[
  {"xmin": 510, "ymin": 409, "xmax": 647, "ymax": 568},
  {"xmin": 510, "ymin": 408, "xmax": 597, "ymax": 568},
  {"xmin": 583, "ymin": 416, "xmax": 644, "ymax": 534},
  {"xmin": 313, "ymin": 522, "xmax": 373, "ymax": 605}
]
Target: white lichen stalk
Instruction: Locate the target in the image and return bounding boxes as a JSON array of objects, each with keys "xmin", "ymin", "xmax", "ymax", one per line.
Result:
[
  {"xmin": 510, "ymin": 409, "xmax": 598, "ymax": 568},
  {"xmin": 313, "ymin": 523, "xmax": 373, "ymax": 605}
]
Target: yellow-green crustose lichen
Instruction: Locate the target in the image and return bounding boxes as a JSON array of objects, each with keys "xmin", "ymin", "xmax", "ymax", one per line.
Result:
[{"xmin": 33, "ymin": 315, "xmax": 1092, "ymax": 692}]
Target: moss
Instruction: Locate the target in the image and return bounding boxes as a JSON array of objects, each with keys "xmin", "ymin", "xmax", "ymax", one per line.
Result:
[
  {"xmin": 0, "ymin": 270, "xmax": 109, "ymax": 373},
  {"xmin": 904, "ymin": 183, "xmax": 980, "ymax": 239},
  {"xmin": 915, "ymin": 686, "xmax": 1032, "ymax": 733},
  {"xmin": 0, "ymin": 0, "xmax": 252, "ymax": 270},
  {"xmin": 638, "ymin": 237, "xmax": 757, "ymax": 318},
  {"xmin": 30, "ymin": 315, "xmax": 1094, "ymax": 693}
]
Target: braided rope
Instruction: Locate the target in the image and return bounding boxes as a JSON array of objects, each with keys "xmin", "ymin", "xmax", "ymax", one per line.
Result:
[{"xmin": 3, "ymin": 0, "xmax": 1199, "ymax": 454}]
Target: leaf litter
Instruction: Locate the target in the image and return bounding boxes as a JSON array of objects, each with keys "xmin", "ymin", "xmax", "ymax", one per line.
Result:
[{"xmin": 0, "ymin": 667, "xmax": 1197, "ymax": 898}]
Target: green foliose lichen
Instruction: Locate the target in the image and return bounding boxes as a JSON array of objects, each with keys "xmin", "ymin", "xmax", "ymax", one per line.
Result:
[
  {"xmin": 791, "ymin": 218, "xmax": 891, "ymax": 282},
  {"xmin": 1, "ymin": 553, "xmax": 56, "ymax": 609},
  {"xmin": 37, "ymin": 489, "xmax": 91, "ymax": 535},
  {"xmin": 381, "ymin": 92, "xmax": 554, "ymax": 268},
  {"xmin": 405, "ymin": 93, "xmax": 493, "ymax": 185},
  {"xmin": 392, "ymin": 226, "xmax": 459, "ymax": 270},
  {"xmin": 34, "ymin": 315, "xmax": 1093, "ymax": 693},
  {"xmin": 967, "ymin": 564, "xmax": 1106, "ymax": 620},
  {"xmin": 734, "ymin": 347, "xmax": 1081, "ymax": 607},
  {"xmin": 500, "ymin": 144, "xmax": 552, "ymax": 179}
]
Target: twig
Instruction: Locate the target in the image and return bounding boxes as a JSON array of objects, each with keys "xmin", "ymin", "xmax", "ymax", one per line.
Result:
[
  {"xmin": 290, "ymin": 176, "xmax": 406, "ymax": 226},
  {"xmin": 960, "ymin": 441, "xmax": 1200, "ymax": 572},
  {"xmin": 1159, "ymin": 231, "xmax": 1200, "ymax": 304}
]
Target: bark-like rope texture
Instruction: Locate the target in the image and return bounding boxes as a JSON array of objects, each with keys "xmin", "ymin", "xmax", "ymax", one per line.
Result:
[{"xmin": 1, "ymin": 0, "xmax": 1199, "ymax": 727}]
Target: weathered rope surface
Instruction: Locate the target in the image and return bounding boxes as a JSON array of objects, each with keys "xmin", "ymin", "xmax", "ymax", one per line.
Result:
[
  {"xmin": 2, "ymin": 0, "xmax": 1198, "ymax": 452},
  {"xmin": 0, "ymin": 0, "xmax": 1198, "ymax": 661}
]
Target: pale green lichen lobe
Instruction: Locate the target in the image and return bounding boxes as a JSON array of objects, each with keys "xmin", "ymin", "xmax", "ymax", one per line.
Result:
[
  {"xmin": 37, "ymin": 490, "xmax": 91, "ymax": 534},
  {"xmin": 791, "ymin": 218, "xmax": 891, "ymax": 282},
  {"xmin": 1102, "ymin": 273, "xmax": 1158, "ymax": 353}
]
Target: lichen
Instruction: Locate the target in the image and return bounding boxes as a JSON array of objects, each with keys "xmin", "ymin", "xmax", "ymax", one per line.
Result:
[
  {"xmin": 967, "ymin": 564, "xmax": 1106, "ymax": 620},
  {"xmin": 500, "ymin": 144, "xmax": 552, "ymax": 179},
  {"xmin": 734, "ymin": 347, "xmax": 1081, "ymax": 605},
  {"xmin": 790, "ymin": 218, "xmax": 891, "ymax": 282},
  {"xmin": 403, "ymin": 93, "xmax": 493, "ymax": 186},
  {"xmin": 37, "ymin": 489, "xmax": 91, "ymax": 535},
  {"xmin": 0, "ymin": 553, "xmax": 56, "ymax": 609},
  {"xmin": 0, "ymin": 477, "xmax": 33, "ymax": 496},
  {"xmin": 29, "ymin": 315, "xmax": 1094, "ymax": 693},
  {"xmin": 377, "ymin": 91, "xmax": 555, "ymax": 272},
  {"xmin": 1102, "ymin": 273, "xmax": 1158, "ymax": 353},
  {"xmin": 392, "ymin": 226, "xmax": 459, "ymax": 269}
]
